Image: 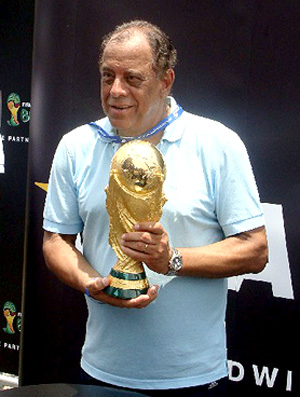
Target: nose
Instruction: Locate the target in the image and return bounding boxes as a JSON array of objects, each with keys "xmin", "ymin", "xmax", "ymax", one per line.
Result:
[{"xmin": 110, "ymin": 77, "xmax": 127, "ymax": 98}]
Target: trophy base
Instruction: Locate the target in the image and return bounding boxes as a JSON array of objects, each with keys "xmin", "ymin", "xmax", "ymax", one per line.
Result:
[
  {"xmin": 103, "ymin": 268, "xmax": 149, "ymax": 300},
  {"xmin": 104, "ymin": 285, "xmax": 149, "ymax": 299}
]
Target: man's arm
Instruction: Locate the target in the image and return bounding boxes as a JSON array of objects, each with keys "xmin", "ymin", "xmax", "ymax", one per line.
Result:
[
  {"xmin": 178, "ymin": 226, "xmax": 268, "ymax": 277},
  {"xmin": 120, "ymin": 223, "xmax": 268, "ymax": 278},
  {"xmin": 42, "ymin": 231, "xmax": 159, "ymax": 308},
  {"xmin": 42, "ymin": 231, "xmax": 100, "ymax": 292}
]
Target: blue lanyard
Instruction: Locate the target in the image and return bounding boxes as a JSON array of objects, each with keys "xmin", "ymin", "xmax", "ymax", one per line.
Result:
[{"xmin": 89, "ymin": 104, "xmax": 183, "ymax": 144}]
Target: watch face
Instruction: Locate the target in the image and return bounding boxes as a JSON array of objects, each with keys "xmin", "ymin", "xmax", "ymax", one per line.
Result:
[
  {"xmin": 173, "ymin": 257, "xmax": 182, "ymax": 271},
  {"xmin": 168, "ymin": 249, "xmax": 182, "ymax": 274}
]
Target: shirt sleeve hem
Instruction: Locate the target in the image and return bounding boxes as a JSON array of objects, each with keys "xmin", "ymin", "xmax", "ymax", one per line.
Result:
[
  {"xmin": 222, "ymin": 214, "xmax": 265, "ymax": 237},
  {"xmin": 43, "ymin": 219, "xmax": 83, "ymax": 235}
]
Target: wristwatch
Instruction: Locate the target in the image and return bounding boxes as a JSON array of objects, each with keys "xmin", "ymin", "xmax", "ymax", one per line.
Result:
[{"xmin": 166, "ymin": 248, "xmax": 183, "ymax": 276}]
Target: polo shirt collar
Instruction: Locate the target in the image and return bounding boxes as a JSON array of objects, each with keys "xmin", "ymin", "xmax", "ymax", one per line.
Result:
[
  {"xmin": 161, "ymin": 97, "xmax": 185, "ymax": 143},
  {"xmin": 95, "ymin": 96, "xmax": 185, "ymax": 144}
]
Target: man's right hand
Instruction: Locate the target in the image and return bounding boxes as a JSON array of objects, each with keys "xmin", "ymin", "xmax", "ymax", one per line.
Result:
[{"xmin": 85, "ymin": 277, "xmax": 159, "ymax": 309}]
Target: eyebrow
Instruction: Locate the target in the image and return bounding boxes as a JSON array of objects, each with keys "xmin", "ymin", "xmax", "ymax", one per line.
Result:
[
  {"xmin": 100, "ymin": 66, "xmax": 147, "ymax": 79},
  {"xmin": 100, "ymin": 66, "xmax": 113, "ymax": 73}
]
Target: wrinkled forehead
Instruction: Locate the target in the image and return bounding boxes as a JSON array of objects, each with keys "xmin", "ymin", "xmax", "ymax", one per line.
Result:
[{"xmin": 101, "ymin": 30, "xmax": 154, "ymax": 66}]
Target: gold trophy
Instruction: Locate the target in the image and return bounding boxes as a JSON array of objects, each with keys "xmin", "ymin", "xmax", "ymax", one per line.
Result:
[{"xmin": 104, "ymin": 140, "xmax": 166, "ymax": 299}]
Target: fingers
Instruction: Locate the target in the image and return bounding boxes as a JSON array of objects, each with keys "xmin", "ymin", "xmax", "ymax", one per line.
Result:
[
  {"xmin": 86, "ymin": 276, "xmax": 109, "ymax": 296},
  {"xmin": 86, "ymin": 277, "xmax": 159, "ymax": 309},
  {"xmin": 119, "ymin": 222, "xmax": 170, "ymax": 274},
  {"xmin": 121, "ymin": 222, "xmax": 164, "ymax": 243},
  {"xmin": 119, "ymin": 285, "xmax": 159, "ymax": 309},
  {"xmin": 121, "ymin": 222, "xmax": 167, "ymax": 252},
  {"xmin": 135, "ymin": 222, "xmax": 164, "ymax": 235},
  {"xmin": 121, "ymin": 240, "xmax": 154, "ymax": 257}
]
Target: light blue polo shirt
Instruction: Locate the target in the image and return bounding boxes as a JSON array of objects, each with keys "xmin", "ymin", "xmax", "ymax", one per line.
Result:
[{"xmin": 43, "ymin": 97, "xmax": 264, "ymax": 390}]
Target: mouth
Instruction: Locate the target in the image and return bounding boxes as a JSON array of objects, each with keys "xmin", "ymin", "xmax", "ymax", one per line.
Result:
[{"xmin": 110, "ymin": 105, "xmax": 132, "ymax": 110}]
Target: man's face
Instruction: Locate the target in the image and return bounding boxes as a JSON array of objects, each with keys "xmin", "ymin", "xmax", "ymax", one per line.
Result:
[{"xmin": 100, "ymin": 33, "xmax": 167, "ymax": 136}]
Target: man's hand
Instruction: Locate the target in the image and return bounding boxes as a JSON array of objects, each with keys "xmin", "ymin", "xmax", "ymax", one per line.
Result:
[
  {"xmin": 43, "ymin": 231, "xmax": 159, "ymax": 309},
  {"xmin": 120, "ymin": 222, "xmax": 173, "ymax": 275},
  {"xmin": 85, "ymin": 276, "xmax": 159, "ymax": 309}
]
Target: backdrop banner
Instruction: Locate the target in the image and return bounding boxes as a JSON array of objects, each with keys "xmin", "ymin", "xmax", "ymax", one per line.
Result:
[
  {"xmin": 0, "ymin": 1, "xmax": 34, "ymax": 375},
  {"xmin": 21, "ymin": 1, "xmax": 300, "ymax": 395}
]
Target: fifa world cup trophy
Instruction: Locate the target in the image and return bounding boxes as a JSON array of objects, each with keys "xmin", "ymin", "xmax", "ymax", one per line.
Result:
[{"xmin": 104, "ymin": 140, "xmax": 166, "ymax": 299}]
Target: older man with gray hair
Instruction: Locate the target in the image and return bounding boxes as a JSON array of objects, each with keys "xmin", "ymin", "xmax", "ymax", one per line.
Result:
[{"xmin": 42, "ymin": 20, "xmax": 268, "ymax": 396}]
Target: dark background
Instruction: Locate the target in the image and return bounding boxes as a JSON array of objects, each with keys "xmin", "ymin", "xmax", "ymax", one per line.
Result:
[
  {"xmin": 0, "ymin": 0, "xmax": 34, "ymax": 375},
  {"xmin": 1, "ymin": 0, "xmax": 297, "ymax": 395}
]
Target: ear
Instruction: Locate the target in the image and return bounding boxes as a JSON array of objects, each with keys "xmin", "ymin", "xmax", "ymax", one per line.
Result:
[{"xmin": 160, "ymin": 69, "xmax": 175, "ymax": 97}]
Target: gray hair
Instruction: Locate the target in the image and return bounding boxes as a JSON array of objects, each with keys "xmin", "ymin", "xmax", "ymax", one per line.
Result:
[{"xmin": 100, "ymin": 20, "xmax": 177, "ymax": 77}]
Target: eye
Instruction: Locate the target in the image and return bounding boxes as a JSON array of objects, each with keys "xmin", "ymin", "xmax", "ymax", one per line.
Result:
[
  {"xmin": 101, "ymin": 71, "xmax": 115, "ymax": 84},
  {"xmin": 126, "ymin": 74, "xmax": 144, "ymax": 86}
]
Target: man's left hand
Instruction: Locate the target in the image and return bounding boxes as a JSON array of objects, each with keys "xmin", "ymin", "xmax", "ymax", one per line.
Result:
[{"xmin": 120, "ymin": 222, "xmax": 172, "ymax": 275}]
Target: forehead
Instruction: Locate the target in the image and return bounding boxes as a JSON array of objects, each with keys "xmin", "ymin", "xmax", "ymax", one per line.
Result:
[{"xmin": 101, "ymin": 32, "xmax": 153, "ymax": 70}]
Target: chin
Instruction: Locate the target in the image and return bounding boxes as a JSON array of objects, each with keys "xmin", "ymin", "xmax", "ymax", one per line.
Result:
[
  {"xmin": 108, "ymin": 117, "xmax": 132, "ymax": 131},
  {"xmin": 110, "ymin": 121, "xmax": 129, "ymax": 132}
]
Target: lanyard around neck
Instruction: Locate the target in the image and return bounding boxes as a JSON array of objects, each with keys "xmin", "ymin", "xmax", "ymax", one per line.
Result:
[{"xmin": 89, "ymin": 104, "xmax": 183, "ymax": 144}]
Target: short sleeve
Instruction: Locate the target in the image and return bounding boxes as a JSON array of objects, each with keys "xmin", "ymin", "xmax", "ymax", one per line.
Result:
[
  {"xmin": 43, "ymin": 137, "xmax": 84, "ymax": 234},
  {"xmin": 215, "ymin": 132, "xmax": 264, "ymax": 236}
]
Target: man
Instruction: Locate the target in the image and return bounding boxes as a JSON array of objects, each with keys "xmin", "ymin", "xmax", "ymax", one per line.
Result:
[{"xmin": 43, "ymin": 20, "xmax": 268, "ymax": 396}]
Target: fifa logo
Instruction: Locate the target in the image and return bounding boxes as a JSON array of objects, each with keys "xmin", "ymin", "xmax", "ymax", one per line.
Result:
[
  {"xmin": 3, "ymin": 301, "xmax": 21, "ymax": 334},
  {"xmin": 6, "ymin": 93, "xmax": 30, "ymax": 127}
]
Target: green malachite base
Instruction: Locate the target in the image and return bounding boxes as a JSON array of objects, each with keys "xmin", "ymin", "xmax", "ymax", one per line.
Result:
[
  {"xmin": 110, "ymin": 268, "xmax": 147, "ymax": 281},
  {"xmin": 103, "ymin": 285, "xmax": 149, "ymax": 299},
  {"xmin": 103, "ymin": 268, "xmax": 149, "ymax": 300}
]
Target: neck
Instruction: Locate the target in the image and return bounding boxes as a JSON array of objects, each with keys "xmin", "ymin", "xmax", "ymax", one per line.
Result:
[
  {"xmin": 117, "ymin": 103, "xmax": 171, "ymax": 145},
  {"xmin": 89, "ymin": 99, "xmax": 183, "ymax": 145}
]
